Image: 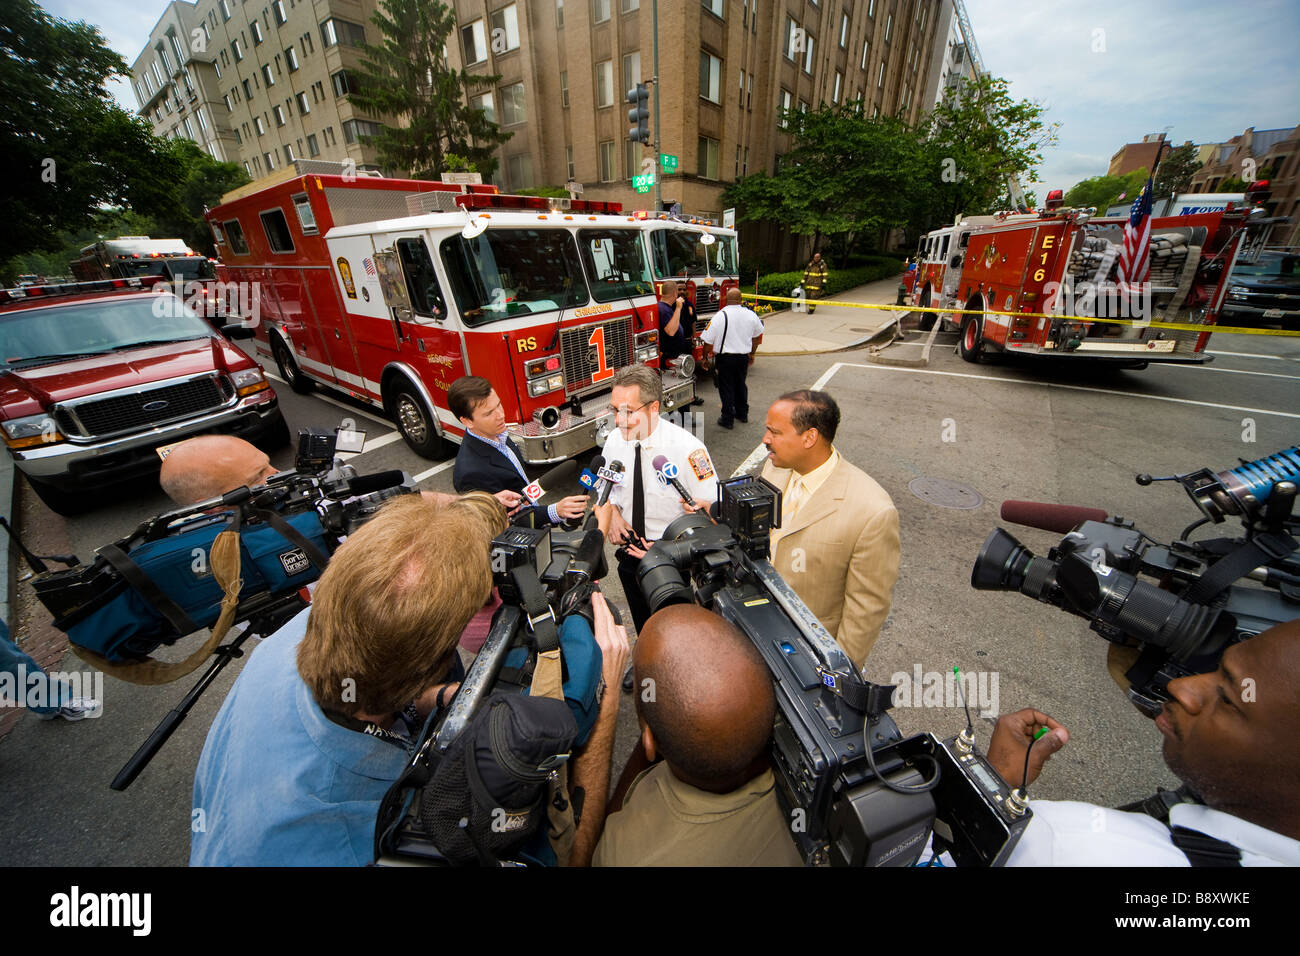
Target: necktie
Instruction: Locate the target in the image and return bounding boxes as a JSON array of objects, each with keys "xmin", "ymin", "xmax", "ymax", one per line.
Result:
[
  {"xmin": 632, "ymin": 443, "xmax": 646, "ymax": 539},
  {"xmin": 784, "ymin": 476, "xmax": 807, "ymax": 525}
]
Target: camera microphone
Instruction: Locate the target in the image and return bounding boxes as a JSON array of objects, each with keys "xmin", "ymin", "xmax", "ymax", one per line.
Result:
[
  {"xmin": 1000, "ymin": 500, "xmax": 1108, "ymax": 534},
  {"xmin": 579, "ymin": 455, "xmax": 605, "ymax": 493},
  {"xmin": 652, "ymin": 454, "xmax": 695, "ymax": 507},
  {"xmin": 532, "ymin": 460, "xmax": 579, "ymax": 507},
  {"xmin": 594, "ymin": 460, "xmax": 625, "ymax": 508}
]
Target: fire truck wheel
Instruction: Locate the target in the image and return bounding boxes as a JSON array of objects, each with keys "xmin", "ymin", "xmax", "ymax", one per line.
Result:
[
  {"xmin": 272, "ymin": 336, "xmax": 314, "ymax": 394},
  {"xmin": 959, "ymin": 315, "xmax": 984, "ymax": 363},
  {"xmin": 24, "ymin": 474, "xmax": 88, "ymax": 517},
  {"xmin": 917, "ymin": 288, "xmax": 935, "ymax": 331},
  {"xmin": 391, "ymin": 383, "xmax": 446, "ymax": 460}
]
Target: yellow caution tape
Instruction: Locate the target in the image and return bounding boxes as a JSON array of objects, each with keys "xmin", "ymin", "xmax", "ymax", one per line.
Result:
[{"xmin": 740, "ymin": 293, "xmax": 1300, "ymax": 338}]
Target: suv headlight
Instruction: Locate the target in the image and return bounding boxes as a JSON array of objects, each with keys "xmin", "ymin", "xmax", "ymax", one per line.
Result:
[
  {"xmin": 232, "ymin": 368, "xmax": 269, "ymax": 397},
  {"xmin": 3, "ymin": 413, "xmax": 64, "ymax": 449}
]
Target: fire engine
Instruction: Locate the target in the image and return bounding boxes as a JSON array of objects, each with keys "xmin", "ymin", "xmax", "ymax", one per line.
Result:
[
  {"xmin": 206, "ymin": 162, "xmax": 694, "ymax": 463},
  {"xmin": 906, "ymin": 191, "xmax": 1265, "ymax": 367},
  {"xmin": 71, "ymin": 237, "xmax": 215, "ymax": 284},
  {"xmin": 634, "ymin": 213, "xmax": 740, "ymax": 317}
]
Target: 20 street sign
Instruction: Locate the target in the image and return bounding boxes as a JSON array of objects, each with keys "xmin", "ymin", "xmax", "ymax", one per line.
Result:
[{"xmin": 633, "ymin": 173, "xmax": 656, "ymax": 193}]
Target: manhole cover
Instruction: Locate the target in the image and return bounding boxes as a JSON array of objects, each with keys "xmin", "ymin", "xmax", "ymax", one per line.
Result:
[{"xmin": 908, "ymin": 476, "xmax": 984, "ymax": 510}]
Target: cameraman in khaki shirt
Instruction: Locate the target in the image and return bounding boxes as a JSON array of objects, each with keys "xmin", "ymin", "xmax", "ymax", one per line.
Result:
[{"xmin": 591, "ymin": 605, "xmax": 803, "ymax": 867}]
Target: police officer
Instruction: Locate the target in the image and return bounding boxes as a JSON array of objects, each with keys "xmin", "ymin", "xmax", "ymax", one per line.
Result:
[
  {"xmin": 700, "ymin": 288, "xmax": 763, "ymax": 430},
  {"xmin": 595, "ymin": 363, "xmax": 719, "ymax": 633}
]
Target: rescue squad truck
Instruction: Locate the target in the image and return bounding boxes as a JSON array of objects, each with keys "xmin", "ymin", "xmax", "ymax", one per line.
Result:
[
  {"xmin": 906, "ymin": 191, "xmax": 1263, "ymax": 367},
  {"xmin": 206, "ymin": 162, "xmax": 694, "ymax": 463},
  {"xmin": 72, "ymin": 237, "xmax": 215, "ymax": 283}
]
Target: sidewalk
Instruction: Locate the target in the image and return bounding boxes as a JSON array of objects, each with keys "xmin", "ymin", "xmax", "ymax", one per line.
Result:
[{"xmin": 753, "ymin": 274, "xmax": 907, "ymax": 355}]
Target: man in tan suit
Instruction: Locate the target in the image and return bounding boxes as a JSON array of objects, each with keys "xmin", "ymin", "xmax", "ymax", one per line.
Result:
[{"xmin": 759, "ymin": 390, "xmax": 900, "ymax": 671}]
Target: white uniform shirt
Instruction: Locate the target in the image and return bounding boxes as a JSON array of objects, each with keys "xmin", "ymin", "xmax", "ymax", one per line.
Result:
[
  {"xmin": 601, "ymin": 416, "xmax": 720, "ymax": 541},
  {"xmin": 701, "ymin": 304, "xmax": 765, "ymax": 354},
  {"xmin": 1004, "ymin": 800, "xmax": 1298, "ymax": 866}
]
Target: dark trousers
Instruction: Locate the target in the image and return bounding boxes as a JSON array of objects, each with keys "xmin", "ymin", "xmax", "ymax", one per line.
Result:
[
  {"xmin": 714, "ymin": 353, "xmax": 750, "ymax": 426},
  {"xmin": 616, "ymin": 549, "xmax": 655, "ymax": 634}
]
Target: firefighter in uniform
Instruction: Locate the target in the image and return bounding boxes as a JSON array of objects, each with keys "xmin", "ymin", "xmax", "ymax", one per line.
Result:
[{"xmin": 802, "ymin": 252, "xmax": 828, "ymax": 314}]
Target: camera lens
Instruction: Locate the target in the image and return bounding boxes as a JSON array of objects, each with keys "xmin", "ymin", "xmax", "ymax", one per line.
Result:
[
  {"xmin": 660, "ymin": 511, "xmax": 714, "ymax": 543},
  {"xmin": 971, "ymin": 528, "xmax": 1041, "ymax": 593},
  {"xmin": 637, "ymin": 547, "xmax": 694, "ymax": 614}
]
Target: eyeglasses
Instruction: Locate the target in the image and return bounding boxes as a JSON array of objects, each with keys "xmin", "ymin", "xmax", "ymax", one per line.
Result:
[{"xmin": 606, "ymin": 401, "xmax": 651, "ymax": 418}]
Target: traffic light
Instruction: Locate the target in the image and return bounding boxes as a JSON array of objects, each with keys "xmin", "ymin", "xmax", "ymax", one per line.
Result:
[{"xmin": 626, "ymin": 83, "xmax": 650, "ymax": 145}]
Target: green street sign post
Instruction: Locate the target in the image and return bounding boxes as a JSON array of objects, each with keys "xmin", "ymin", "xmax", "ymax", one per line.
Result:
[
  {"xmin": 633, "ymin": 173, "xmax": 656, "ymax": 193},
  {"xmin": 660, "ymin": 153, "xmax": 678, "ymax": 173}
]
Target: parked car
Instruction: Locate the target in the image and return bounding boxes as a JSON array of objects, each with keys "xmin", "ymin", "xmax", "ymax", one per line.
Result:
[
  {"xmin": 0, "ymin": 277, "xmax": 289, "ymax": 515},
  {"xmin": 1222, "ymin": 250, "xmax": 1300, "ymax": 331}
]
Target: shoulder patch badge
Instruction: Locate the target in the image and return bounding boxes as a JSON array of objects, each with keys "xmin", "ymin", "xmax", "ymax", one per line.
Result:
[{"xmin": 688, "ymin": 448, "xmax": 715, "ymax": 481}]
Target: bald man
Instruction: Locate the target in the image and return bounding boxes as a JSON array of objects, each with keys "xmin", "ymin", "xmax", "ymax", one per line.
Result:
[
  {"xmin": 160, "ymin": 435, "xmax": 279, "ymax": 505},
  {"xmin": 591, "ymin": 605, "xmax": 802, "ymax": 866}
]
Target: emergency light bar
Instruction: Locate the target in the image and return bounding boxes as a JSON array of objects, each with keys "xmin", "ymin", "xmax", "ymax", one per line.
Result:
[
  {"xmin": 0, "ymin": 276, "xmax": 163, "ymax": 305},
  {"xmin": 455, "ymin": 194, "xmax": 624, "ymax": 215}
]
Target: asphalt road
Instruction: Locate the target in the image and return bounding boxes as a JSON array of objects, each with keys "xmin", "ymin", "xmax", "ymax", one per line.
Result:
[{"xmin": 1, "ymin": 328, "xmax": 1296, "ymax": 865}]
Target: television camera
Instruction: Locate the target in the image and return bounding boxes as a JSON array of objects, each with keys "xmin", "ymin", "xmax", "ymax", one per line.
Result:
[{"xmin": 973, "ymin": 447, "xmax": 1300, "ymax": 716}]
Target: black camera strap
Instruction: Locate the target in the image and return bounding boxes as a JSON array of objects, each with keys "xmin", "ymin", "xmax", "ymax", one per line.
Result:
[
  {"xmin": 249, "ymin": 507, "xmax": 331, "ymax": 571},
  {"xmin": 1169, "ymin": 826, "xmax": 1242, "ymax": 867},
  {"xmin": 99, "ymin": 542, "xmax": 199, "ymax": 637},
  {"xmin": 1184, "ymin": 530, "xmax": 1296, "ymax": 605},
  {"xmin": 511, "ymin": 564, "xmax": 559, "ymax": 654}
]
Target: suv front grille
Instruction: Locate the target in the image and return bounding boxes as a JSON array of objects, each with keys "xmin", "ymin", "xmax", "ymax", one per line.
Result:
[
  {"xmin": 561, "ymin": 317, "xmax": 632, "ymax": 396},
  {"xmin": 62, "ymin": 376, "xmax": 231, "ymax": 438}
]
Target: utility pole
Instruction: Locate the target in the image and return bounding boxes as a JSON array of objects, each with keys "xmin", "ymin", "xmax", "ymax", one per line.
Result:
[{"xmin": 653, "ymin": 0, "xmax": 662, "ymax": 211}]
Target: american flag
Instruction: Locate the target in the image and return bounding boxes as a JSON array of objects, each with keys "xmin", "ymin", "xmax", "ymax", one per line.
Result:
[
  {"xmin": 363, "ymin": 257, "xmax": 376, "ymax": 277},
  {"xmin": 1117, "ymin": 178, "xmax": 1152, "ymax": 295}
]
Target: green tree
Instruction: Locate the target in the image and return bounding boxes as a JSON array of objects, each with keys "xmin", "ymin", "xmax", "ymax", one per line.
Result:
[
  {"xmin": 347, "ymin": 0, "xmax": 512, "ymax": 179},
  {"xmin": 922, "ymin": 75, "xmax": 1059, "ymax": 221},
  {"xmin": 1063, "ymin": 167, "xmax": 1150, "ymax": 215},
  {"xmin": 1152, "ymin": 142, "xmax": 1202, "ymax": 198},
  {"xmin": 149, "ymin": 139, "xmax": 250, "ymax": 255},
  {"xmin": 0, "ymin": 0, "xmax": 185, "ymax": 279}
]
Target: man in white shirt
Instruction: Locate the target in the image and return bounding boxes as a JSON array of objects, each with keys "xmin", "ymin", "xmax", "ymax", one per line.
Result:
[
  {"xmin": 595, "ymin": 363, "xmax": 720, "ymax": 632},
  {"xmin": 700, "ymin": 288, "xmax": 764, "ymax": 430},
  {"xmin": 982, "ymin": 618, "xmax": 1300, "ymax": 866}
]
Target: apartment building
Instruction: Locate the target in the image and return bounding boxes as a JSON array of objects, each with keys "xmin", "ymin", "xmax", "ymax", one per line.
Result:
[
  {"xmin": 132, "ymin": 0, "xmax": 387, "ymax": 180},
  {"xmin": 1190, "ymin": 125, "xmax": 1300, "ymax": 245}
]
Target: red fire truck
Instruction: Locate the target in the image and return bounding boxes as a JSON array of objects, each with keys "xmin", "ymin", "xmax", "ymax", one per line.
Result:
[
  {"xmin": 72, "ymin": 237, "xmax": 215, "ymax": 283},
  {"xmin": 907, "ymin": 195, "xmax": 1262, "ymax": 367},
  {"xmin": 206, "ymin": 163, "xmax": 693, "ymax": 463}
]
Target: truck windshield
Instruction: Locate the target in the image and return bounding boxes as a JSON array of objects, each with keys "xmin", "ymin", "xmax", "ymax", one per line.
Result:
[
  {"xmin": 577, "ymin": 229, "xmax": 654, "ymax": 302},
  {"xmin": 0, "ymin": 294, "xmax": 213, "ymax": 366},
  {"xmin": 713, "ymin": 236, "xmax": 738, "ymax": 276},
  {"xmin": 650, "ymin": 229, "xmax": 710, "ymax": 278},
  {"xmin": 440, "ymin": 228, "xmax": 588, "ymax": 327},
  {"xmin": 1233, "ymin": 254, "xmax": 1297, "ymax": 278},
  {"xmin": 163, "ymin": 258, "xmax": 217, "ymax": 281}
]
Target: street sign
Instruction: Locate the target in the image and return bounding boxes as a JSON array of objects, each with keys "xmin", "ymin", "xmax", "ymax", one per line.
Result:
[
  {"xmin": 723, "ymin": 207, "xmax": 736, "ymax": 229},
  {"xmin": 440, "ymin": 172, "xmax": 482, "ymax": 185},
  {"xmin": 660, "ymin": 153, "xmax": 678, "ymax": 172},
  {"xmin": 633, "ymin": 173, "xmax": 655, "ymax": 193},
  {"xmin": 566, "ymin": 179, "xmax": 584, "ymax": 195}
]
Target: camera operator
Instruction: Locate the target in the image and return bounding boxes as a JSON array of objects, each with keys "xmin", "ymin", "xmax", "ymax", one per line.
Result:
[
  {"xmin": 983, "ymin": 618, "xmax": 1300, "ymax": 866},
  {"xmin": 590, "ymin": 604, "xmax": 803, "ymax": 866},
  {"xmin": 159, "ymin": 435, "xmax": 279, "ymax": 505}
]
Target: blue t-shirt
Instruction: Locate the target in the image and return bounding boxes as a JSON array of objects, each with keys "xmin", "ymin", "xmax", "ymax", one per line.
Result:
[{"xmin": 658, "ymin": 299, "xmax": 694, "ymax": 359}]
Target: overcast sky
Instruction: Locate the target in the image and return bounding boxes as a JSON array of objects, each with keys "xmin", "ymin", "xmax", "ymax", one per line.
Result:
[{"xmin": 46, "ymin": 0, "xmax": 1300, "ymax": 195}]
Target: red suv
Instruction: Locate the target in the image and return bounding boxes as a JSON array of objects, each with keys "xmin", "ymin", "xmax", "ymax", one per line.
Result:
[{"xmin": 1, "ymin": 277, "xmax": 289, "ymax": 514}]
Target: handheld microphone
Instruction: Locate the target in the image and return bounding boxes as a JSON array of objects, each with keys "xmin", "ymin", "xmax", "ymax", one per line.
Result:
[
  {"xmin": 532, "ymin": 460, "xmax": 579, "ymax": 506},
  {"xmin": 595, "ymin": 460, "xmax": 625, "ymax": 508},
  {"xmin": 1000, "ymin": 500, "xmax": 1109, "ymax": 534},
  {"xmin": 652, "ymin": 454, "xmax": 695, "ymax": 507},
  {"xmin": 579, "ymin": 455, "xmax": 605, "ymax": 492}
]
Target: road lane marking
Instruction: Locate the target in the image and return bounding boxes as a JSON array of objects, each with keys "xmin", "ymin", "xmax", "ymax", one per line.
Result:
[
  {"xmin": 1207, "ymin": 350, "xmax": 1300, "ymax": 363},
  {"xmin": 413, "ymin": 460, "xmax": 456, "ymax": 483},
  {"xmin": 1149, "ymin": 364, "xmax": 1300, "ymax": 381}
]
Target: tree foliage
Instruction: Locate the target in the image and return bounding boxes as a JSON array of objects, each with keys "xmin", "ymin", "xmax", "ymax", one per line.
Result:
[
  {"xmin": 1152, "ymin": 142, "xmax": 1203, "ymax": 198},
  {"xmin": 347, "ymin": 0, "xmax": 512, "ymax": 179},
  {"xmin": 148, "ymin": 139, "xmax": 249, "ymax": 255},
  {"xmin": 1063, "ymin": 167, "xmax": 1151, "ymax": 215},
  {"xmin": 0, "ymin": 0, "xmax": 184, "ymax": 274}
]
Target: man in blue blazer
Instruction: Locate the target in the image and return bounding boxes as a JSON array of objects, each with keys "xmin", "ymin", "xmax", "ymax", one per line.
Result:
[{"xmin": 449, "ymin": 375, "xmax": 588, "ymax": 527}]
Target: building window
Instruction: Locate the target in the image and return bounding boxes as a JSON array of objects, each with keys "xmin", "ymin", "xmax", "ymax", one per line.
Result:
[
  {"xmin": 470, "ymin": 91, "xmax": 496, "ymax": 123},
  {"xmin": 594, "ymin": 0, "xmax": 610, "ymax": 24},
  {"xmin": 296, "ymin": 91, "xmax": 310, "ymax": 114},
  {"xmin": 803, "ymin": 34, "xmax": 815, "ymax": 73},
  {"xmin": 183, "ymin": 117, "xmax": 195, "ymax": 139},
  {"xmin": 323, "ymin": 126, "xmax": 335, "ymax": 146},
  {"xmin": 461, "ymin": 20, "xmax": 487, "ymax": 64},
  {"xmin": 878, "ymin": 60, "xmax": 885, "ymax": 88},
  {"xmin": 273, "ymin": 1, "xmax": 287, "ymax": 26},
  {"xmin": 840, "ymin": 12, "xmax": 849, "ymax": 48},
  {"xmin": 885, "ymin": 13, "xmax": 892, "ymax": 42},
  {"xmin": 168, "ymin": 31, "xmax": 185, "ymax": 67},
  {"xmin": 262, "ymin": 64, "xmax": 275, "ymax": 87},
  {"xmin": 595, "ymin": 60, "xmax": 613, "ymax": 108},
  {"xmin": 331, "ymin": 70, "xmax": 356, "ymax": 96},
  {"xmin": 833, "ymin": 71, "xmax": 842, "ymax": 103},
  {"xmin": 273, "ymin": 104, "xmax": 286, "ymax": 126},
  {"xmin": 598, "ymin": 141, "xmax": 615, "ymax": 181},
  {"xmin": 263, "ymin": 151, "xmax": 275, "ymax": 171},
  {"xmin": 868, "ymin": 0, "xmax": 876, "ymax": 16},
  {"xmin": 342, "ymin": 118, "xmax": 382, "ymax": 143},
  {"xmin": 231, "ymin": 38, "xmax": 243, "ymax": 61},
  {"xmin": 567, "ymin": 146, "xmax": 575, "ymax": 181},
  {"xmin": 491, "ymin": 5, "xmax": 520, "ymax": 53},
  {"xmin": 303, "ymin": 31, "xmax": 314, "ymax": 54},
  {"xmin": 506, "ymin": 154, "xmax": 533, "ymax": 190},
  {"xmin": 254, "ymin": 115, "xmax": 265, "ymax": 135},
  {"xmin": 320, "ymin": 18, "xmax": 365, "ymax": 48},
  {"xmin": 220, "ymin": 0, "xmax": 231, "ymax": 22},
  {"xmin": 286, "ymin": 46, "xmax": 299, "ymax": 71},
  {"xmin": 862, "ymin": 39, "xmax": 869, "ymax": 70},
  {"xmin": 307, "ymin": 133, "xmax": 320, "ymax": 156},
  {"xmin": 699, "ymin": 52, "xmax": 721, "ymax": 103},
  {"xmin": 747, "ymin": 72, "xmax": 753, "ymax": 110},
  {"xmin": 784, "ymin": 16, "xmax": 799, "ymax": 60},
  {"xmin": 556, "ymin": 0, "xmax": 564, "ymax": 28},
  {"xmin": 622, "ymin": 0, "xmax": 639, "ymax": 10},
  {"xmin": 703, "ymin": 0, "xmax": 723, "ymax": 17},
  {"xmin": 251, "ymin": 20, "xmax": 263, "ymax": 45},
  {"xmin": 697, "ymin": 136, "xmax": 719, "ymax": 180},
  {"xmin": 196, "ymin": 108, "xmax": 208, "ymax": 130},
  {"xmin": 241, "ymin": 78, "xmax": 252, "ymax": 100},
  {"xmin": 233, "ymin": 127, "xmax": 242, "ymax": 145},
  {"xmin": 223, "ymin": 93, "xmax": 232, "ymax": 113},
  {"xmin": 501, "ymin": 82, "xmax": 526, "ymax": 125},
  {"xmin": 622, "ymin": 51, "xmax": 640, "ymax": 95},
  {"xmin": 625, "ymin": 139, "xmax": 640, "ymax": 180},
  {"xmin": 778, "ymin": 88, "xmax": 792, "ymax": 128},
  {"xmin": 284, "ymin": 144, "xmax": 295, "ymax": 164},
  {"xmin": 560, "ymin": 71, "xmax": 569, "ymax": 108}
]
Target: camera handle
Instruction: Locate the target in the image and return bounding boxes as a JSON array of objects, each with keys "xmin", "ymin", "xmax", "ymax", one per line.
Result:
[{"xmin": 109, "ymin": 598, "xmax": 307, "ymax": 791}]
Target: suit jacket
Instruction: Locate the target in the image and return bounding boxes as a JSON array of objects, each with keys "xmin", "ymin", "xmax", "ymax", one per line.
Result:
[
  {"xmin": 760, "ymin": 457, "xmax": 900, "ymax": 671},
  {"xmin": 453, "ymin": 433, "xmax": 549, "ymax": 527}
]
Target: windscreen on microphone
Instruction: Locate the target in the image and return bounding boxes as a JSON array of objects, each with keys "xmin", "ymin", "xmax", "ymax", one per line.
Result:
[
  {"xmin": 570, "ymin": 528, "xmax": 607, "ymax": 579},
  {"xmin": 344, "ymin": 470, "xmax": 409, "ymax": 496},
  {"xmin": 1000, "ymin": 500, "xmax": 1109, "ymax": 534},
  {"xmin": 535, "ymin": 460, "xmax": 579, "ymax": 506}
]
